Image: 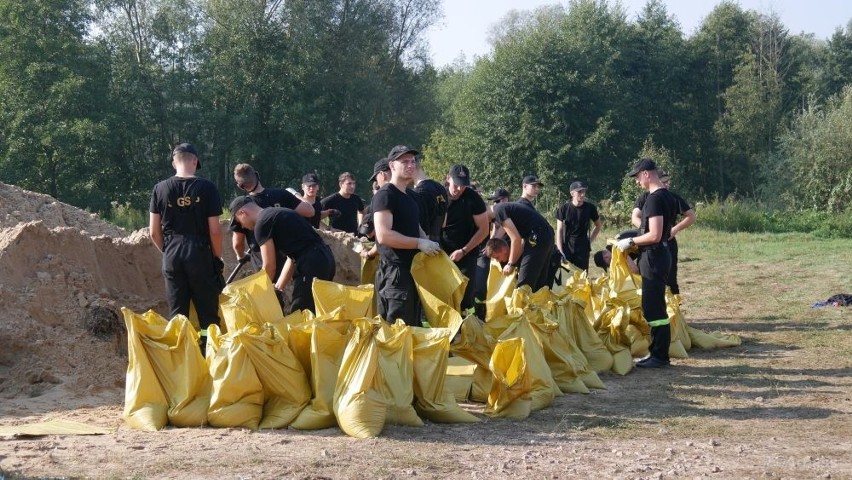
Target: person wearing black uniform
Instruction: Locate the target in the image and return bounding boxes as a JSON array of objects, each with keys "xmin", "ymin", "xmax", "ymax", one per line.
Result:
[
  {"xmin": 372, "ymin": 145, "xmax": 441, "ymax": 326},
  {"xmin": 321, "ymin": 172, "xmax": 366, "ymax": 233},
  {"xmin": 299, "ymin": 172, "xmax": 327, "ymax": 229},
  {"xmin": 149, "ymin": 143, "xmax": 223, "ymax": 349},
  {"xmin": 441, "ymin": 164, "xmax": 490, "ymax": 313},
  {"xmin": 555, "ymin": 181, "xmax": 602, "ymax": 270},
  {"xmin": 484, "ymin": 201, "xmax": 555, "ymax": 291},
  {"xmin": 357, "ymin": 158, "xmax": 392, "ymax": 259},
  {"xmin": 229, "ymin": 196, "xmax": 335, "ymax": 314},
  {"xmin": 230, "ymin": 163, "xmax": 316, "ymax": 277},
  {"xmin": 618, "ymin": 158, "xmax": 678, "ymax": 368},
  {"xmin": 631, "ymin": 171, "xmax": 695, "ymax": 295},
  {"xmin": 471, "ymin": 188, "xmax": 511, "ymax": 319},
  {"xmin": 413, "ymin": 160, "xmax": 448, "ymax": 242},
  {"xmin": 518, "ymin": 174, "xmax": 543, "ymax": 209}
]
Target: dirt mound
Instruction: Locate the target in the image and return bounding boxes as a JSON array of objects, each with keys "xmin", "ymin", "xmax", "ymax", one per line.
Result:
[
  {"xmin": 0, "ymin": 182, "xmax": 127, "ymax": 237},
  {"xmin": 0, "ymin": 183, "xmax": 362, "ymax": 408}
]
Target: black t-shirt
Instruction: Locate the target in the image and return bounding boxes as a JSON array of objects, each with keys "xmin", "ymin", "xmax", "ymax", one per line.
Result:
[
  {"xmin": 321, "ymin": 192, "xmax": 365, "ymax": 233},
  {"xmin": 149, "ymin": 176, "xmax": 222, "ymax": 237},
  {"xmin": 634, "ymin": 190, "xmax": 691, "ymax": 217},
  {"xmin": 371, "ymin": 184, "xmax": 420, "ymax": 265},
  {"xmin": 229, "ymin": 187, "xmax": 303, "ymax": 251},
  {"xmin": 517, "ymin": 197, "xmax": 535, "ymax": 209},
  {"xmin": 414, "ymin": 179, "xmax": 449, "ymax": 242},
  {"xmin": 555, "ymin": 201, "xmax": 599, "ymax": 253},
  {"xmin": 442, "ymin": 188, "xmax": 487, "ymax": 251},
  {"xmin": 638, "ymin": 189, "xmax": 677, "ymax": 244},
  {"xmin": 493, "ymin": 202, "xmax": 552, "ymax": 239},
  {"xmin": 254, "ymin": 207, "xmax": 323, "ymax": 259},
  {"xmin": 306, "ymin": 198, "xmax": 323, "ymax": 229}
]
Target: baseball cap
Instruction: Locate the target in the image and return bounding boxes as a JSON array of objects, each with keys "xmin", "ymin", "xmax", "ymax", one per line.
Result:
[
  {"xmin": 228, "ymin": 196, "xmax": 255, "ymax": 229},
  {"xmin": 172, "ymin": 143, "xmax": 200, "ymax": 169},
  {"xmin": 626, "ymin": 158, "xmax": 657, "ymax": 177},
  {"xmin": 387, "ymin": 145, "xmax": 419, "ymax": 162},
  {"xmin": 569, "ymin": 181, "xmax": 587, "ymax": 193},
  {"xmin": 487, "ymin": 187, "xmax": 510, "ymax": 201},
  {"xmin": 302, "ymin": 173, "xmax": 319, "ymax": 185},
  {"xmin": 368, "ymin": 158, "xmax": 390, "ymax": 182},
  {"xmin": 522, "ymin": 175, "xmax": 543, "ymax": 186},
  {"xmin": 448, "ymin": 164, "xmax": 471, "ymax": 186}
]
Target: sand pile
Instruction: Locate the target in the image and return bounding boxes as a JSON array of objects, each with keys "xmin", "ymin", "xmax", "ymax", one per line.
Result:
[{"xmin": 0, "ymin": 182, "xmax": 361, "ymax": 410}]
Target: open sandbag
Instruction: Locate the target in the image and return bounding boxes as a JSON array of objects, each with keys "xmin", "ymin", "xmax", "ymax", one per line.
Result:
[
  {"xmin": 554, "ymin": 299, "xmax": 613, "ymax": 373},
  {"xmin": 445, "ymin": 357, "xmax": 477, "ymax": 402},
  {"xmin": 688, "ymin": 326, "xmax": 742, "ymax": 349},
  {"xmin": 485, "ymin": 312, "xmax": 561, "ymax": 411},
  {"xmin": 206, "ymin": 324, "xmax": 264, "ymax": 429},
  {"xmin": 411, "ymin": 251, "xmax": 468, "ymax": 325},
  {"xmin": 528, "ymin": 309, "xmax": 602, "ymax": 393},
  {"xmin": 122, "ymin": 308, "xmax": 211, "ymax": 431},
  {"xmin": 410, "ymin": 326, "xmax": 479, "ymax": 423},
  {"xmin": 595, "ymin": 304, "xmax": 634, "ymax": 375},
  {"xmin": 220, "ymin": 271, "xmax": 284, "ymax": 331},
  {"xmin": 485, "ymin": 259, "xmax": 515, "ymax": 321},
  {"xmin": 486, "ymin": 337, "xmax": 532, "ymax": 419},
  {"xmin": 450, "ymin": 315, "xmax": 496, "ymax": 403},
  {"xmin": 312, "ymin": 279, "xmax": 375, "ymax": 319},
  {"xmin": 666, "ymin": 293, "xmax": 691, "ymax": 357}
]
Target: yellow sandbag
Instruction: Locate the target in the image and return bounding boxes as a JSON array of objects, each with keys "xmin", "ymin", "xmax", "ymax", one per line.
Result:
[
  {"xmin": 122, "ymin": 308, "xmax": 210, "ymax": 431},
  {"xmin": 289, "ymin": 316, "xmax": 353, "ymax": 430},
  {"xmin": 667, "ymin": 293, "xmax": 692, "ymax": 352},
  {"xmin": 333, "ymin": 318, "xmax": 388, "ymax": 438},
  {"xmin": 411, "ymin": 251, "xmax": 468, "ymax": 324},
  {"xmin": 688, "ymin": 326, "xmax": 742, "ymax": 349},
  {"xmin": 206, "ymin": 324, "xmax": 264, "ymax": 429},
  {"xmin": 486, "ymin": 312, "xmax": 560, "ymax": 411},
  {"xmin": 375, "ymin": 320, "xmax": 422, "ymax": 427},
  {"xmin": 312, "ymin": 279, "xmax": 375, "ymax": 319},
  {"xmin": 445, "ymin": 356, "xmax": 477, "ymax": 403},
  {"xmin": 553, "ymin": 299, "xmax": 613, "ymax": 373},
  {"xmin": 607, "ymin": 247, "xmax": 643, "ymax": 308},
  {"xmin": 595, "ymin": 304, "xmax": 634, "ymax": 375},
  {"xmin": 237, "ymin": 323, "xmax": 312, "ymax": 429},
  {"xmin": 485, "ymin": 259, "xmax": 515, "ymax": 321},
  {"xmin": 361, "ymin": 253, "xmax": 379, "ymax": 286},
  {"xmin": 486, "ymin": 337, "xmax": 531, "ymax": 419},
  {"xmin": 626, "ymin": 324, "xmax": 650, "ymax": 358},
  {"xmin": 450, "ymin": 315, "xmax": 496, "ymax": 403},
  {"xmin": 528, "ymin": 310, "xmax": 594, "ymax": 394},
  {"xmin": 411, "ymin": 327, "xmax": 480, "ymax": 423},
  {"xmin": 220, "ymin": 271, "xmax": 284, "ymax": 331}
]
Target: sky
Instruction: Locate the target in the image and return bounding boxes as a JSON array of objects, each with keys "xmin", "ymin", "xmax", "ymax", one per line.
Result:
[{"xmin": 425, "ymin": 0, "xmax": 852, "ymax": 68}]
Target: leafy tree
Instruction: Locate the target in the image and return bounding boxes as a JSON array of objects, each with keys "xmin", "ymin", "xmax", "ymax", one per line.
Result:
[{"xmin": 0, "ymin": 0, "xmax": 111, "ymax": 208}]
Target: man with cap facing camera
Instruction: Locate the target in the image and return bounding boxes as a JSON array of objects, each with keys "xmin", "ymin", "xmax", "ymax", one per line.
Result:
[
  {"xmin": 149, "ymin": 143, "xmax": 223, "ymax": 351},
  {"xmin": 618, "ymin": 158, "xmax": 678, "ymax": 368},
  {"xmin": 372, "ymin": 145, "xmax": 441, "ymax": 326},
  {"xmin": 519, "ymin": 174, "xmax": 544, "ymax": 209},
  {"xmin": 231, "ymin": 163, "xmax": 315, "ymax": 275},
  {"xmin": 442, "ymin": 164, "xmax": 490, "ymax": 313},
  {"xmin": 229, "ymin": 196, "xmax": 335, "ymax": 314},
  {"xmin": 299, "ymin": 172, "xmax": 330, "ymax": 229},
  {"xmin": 555, "ymin": 181, "xmax": 602, "ymax": 271}
]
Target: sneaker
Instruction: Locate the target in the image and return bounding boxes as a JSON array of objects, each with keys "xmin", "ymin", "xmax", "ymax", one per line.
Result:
[{"xmin": 635, "ymin": 356, "xmax": 670, "ymax": 368}]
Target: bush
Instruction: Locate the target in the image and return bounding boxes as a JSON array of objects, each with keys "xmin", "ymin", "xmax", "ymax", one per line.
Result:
[
  {"xmin": 105, "ymin": 201, "xmax": 148, "ymax": 231},
  {"xmin": 696, "ymin": 198, "xmax": 852, "ymax": 238}
]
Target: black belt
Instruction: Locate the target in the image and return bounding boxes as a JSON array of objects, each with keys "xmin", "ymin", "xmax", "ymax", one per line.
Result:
[
  {"xmin": 165, "ymin": 233, "xmax": 209, "ymax": 245},
  {"xmin": 640, "ymin": 241, "xmax": 669, "ymax": 252}
]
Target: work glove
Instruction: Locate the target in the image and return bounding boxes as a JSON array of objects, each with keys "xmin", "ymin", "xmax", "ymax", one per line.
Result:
[
  {"xmin": 417, "ymin": 238, "xmax": 441, "ymax": 256},
  {"xmin": 615, "ymin": 237, "xmax": 635, "ymax": 252}
]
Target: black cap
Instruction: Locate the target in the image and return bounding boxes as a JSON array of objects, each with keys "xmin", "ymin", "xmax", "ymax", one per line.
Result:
[
  {"xmin": 569, "ymin": 181, "xmax": 587, "ymax": 192},
  {"xmin": 228, "ymin": 196, "xmax": 255, "ymax": 229},
  {"xmin": 302, "ymin": 173, "xmax": 319, "ymax": 185},
  {"xmin": 522, "ymin": 175, "xmax": 543, "ymax": 186},
  {"xmin": 626, "ymin": 158, "xmax": 657, "ymax": 177},
  {"xmin": 487, "ymin": 187, "xmax": 510, "ymax": 201},
  {"xmin": 172, "ymin": 143, "xmax": 201, "ymax": 169},
  {"xmin": 368, "ymin": 158, "xmax": 390, "ymax": 182},
  {"xmin": 448, "ymin": 164, "xmax": 471, "ymax": 186},
  {"xmin": 387, "ymin": 145, "xmax": 419, "ymax": 162}
]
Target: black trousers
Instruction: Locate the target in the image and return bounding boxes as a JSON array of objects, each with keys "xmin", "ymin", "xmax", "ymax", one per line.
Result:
[
  {"xmin": 667, "ymin": 238, "xmax": 680, "ymax": 295},
  {"xmin": 455, "ymin": 251, "xmax": 479, "ymax": 312},
  {"xmin": 162, "ymin": 236, "xmax": 223, "ymax": 330},
  {"xmin": 562, "ymin": 243, "xmax": 591, "ymax": 271},
  {"xmin": 472, "ymin": 254, "xmax": 490, "ymax": 320},
  {"xmin": 376, "ymin": 258, "xmax": 422, "ymax": 327},
  {"xmin": 638, "ymin": 245, "xmax": 672, "ymax": 362},
  {"xmin": 290, "ymin": 244, "xmax": 336, "ymax": 314},
  {"xmin": 517, "ymin": 232, "xmax": 555, "ymax": 291}
]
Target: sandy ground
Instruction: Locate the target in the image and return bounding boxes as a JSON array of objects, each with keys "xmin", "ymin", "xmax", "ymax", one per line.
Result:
[{"xmin": 1, "ymin": 181, "xmax": 851, "ymax": 479}]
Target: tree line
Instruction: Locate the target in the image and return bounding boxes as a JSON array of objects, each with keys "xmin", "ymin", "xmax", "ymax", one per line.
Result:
[{"xmin": 1, "ymin": 0, "xmax": 851, "ymax": 220}]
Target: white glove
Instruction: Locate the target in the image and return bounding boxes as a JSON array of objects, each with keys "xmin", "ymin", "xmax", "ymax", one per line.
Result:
[
  {"xmin": 417, "ymin": 238, "xmax": 441, "ymax": 256},
  {"xmin": 616, "ymin": 237, "xmax": 635, "ymax": 252}
]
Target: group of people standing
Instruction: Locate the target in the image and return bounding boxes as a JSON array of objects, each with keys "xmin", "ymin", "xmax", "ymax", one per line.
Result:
[{"xmin": 149, "ymin": 143, "xmax": 693, "ymax": 369}]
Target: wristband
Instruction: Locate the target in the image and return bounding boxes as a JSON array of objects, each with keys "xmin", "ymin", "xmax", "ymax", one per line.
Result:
[
  {"xmin": 507, "ymin": 262, "xmax": 518, "ymax": 268},
  {"xmin": 461, "ymin": 246, "xmax": 467, "ymax": 254}
]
